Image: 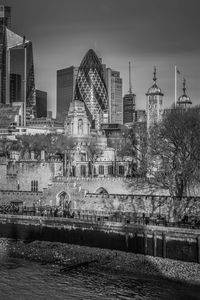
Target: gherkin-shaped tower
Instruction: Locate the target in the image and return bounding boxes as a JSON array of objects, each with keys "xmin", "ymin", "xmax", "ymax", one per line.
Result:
[{"xmin": 75, "ymin": 49, "xmax": 108, "ymax": 130}]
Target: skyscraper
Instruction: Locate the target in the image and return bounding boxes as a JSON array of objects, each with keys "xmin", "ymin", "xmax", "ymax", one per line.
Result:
[
  {"xmin": 123, "ymin": 62, "xmax": 136, "ymax": 125},
  {"xmin": 0, "ymin": 6, "xmax": 36, "ymax": 125},
  {"xmin": 106, "ymin": 69, "xmax": 123, "ymax": 124},
  {"xmin": 57, "ymin": 66, "xmax": 78, "ymax": 120},
  {"xmin": 75, "ymin": 49, "xmax": 108, "ymax": 130},
  {"xmin": 10, "ymin": 73, "xmax": 21, "ymax": 103},
  {"xmin": 36, "ymin": 89, "xmax": 47, "ymax": 118},
  {"xmin": 146, "ymin": 67, "xmax": 164, "ymax": 130}
]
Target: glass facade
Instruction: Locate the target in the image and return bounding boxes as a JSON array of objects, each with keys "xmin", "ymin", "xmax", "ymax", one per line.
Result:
[
  {"xmin": 75, "ymin": 49, "xmax": 108, "ymax": 130},
  {"xmin": 0, "ymin": 6, "xmax": 36, "ymax": 123}
]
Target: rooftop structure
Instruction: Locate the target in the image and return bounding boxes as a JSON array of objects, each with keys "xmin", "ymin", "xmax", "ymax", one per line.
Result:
[{"xmin": 75, "ymin": 49, "xmax": 108, "ymax": 130}]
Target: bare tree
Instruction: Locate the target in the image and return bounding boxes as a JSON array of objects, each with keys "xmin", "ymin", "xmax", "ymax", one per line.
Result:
[{"xmin": 148, "ymin": 106, "xmax": 200, "ymax": 220}]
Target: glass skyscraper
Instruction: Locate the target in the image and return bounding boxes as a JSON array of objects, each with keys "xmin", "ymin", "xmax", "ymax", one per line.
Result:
[
  {"xmin": 0, "ymin": 5, "xmax": 36, "ymax": 124},
  {"xmin": 75, "ymin": 49, "xmax": 108, "ymax": 130}
]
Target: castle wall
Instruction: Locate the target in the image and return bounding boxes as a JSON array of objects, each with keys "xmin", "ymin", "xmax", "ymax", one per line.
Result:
[{"xmin": 0, "ymin": 160, "xmax": 63, "ymax": 191}]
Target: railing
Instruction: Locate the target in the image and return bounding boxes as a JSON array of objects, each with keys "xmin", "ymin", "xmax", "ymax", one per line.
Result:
[{"xmin": 0, "ymin": 205, "xmax": 200, "ymax": 229}]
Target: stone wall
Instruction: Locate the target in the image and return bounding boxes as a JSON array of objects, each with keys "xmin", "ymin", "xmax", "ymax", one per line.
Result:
[
  {"xmin": 0, "ymin": 191, "xmax": 42, "ymax": 206},
  {"xmin": 0, "ymin": 160, "xmax": 63, "ymax": 192}
]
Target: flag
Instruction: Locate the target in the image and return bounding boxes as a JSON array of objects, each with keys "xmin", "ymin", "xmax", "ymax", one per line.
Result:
[{"xmin": 177, "ymin": 68, "xmax": 180, "ymax": 75}]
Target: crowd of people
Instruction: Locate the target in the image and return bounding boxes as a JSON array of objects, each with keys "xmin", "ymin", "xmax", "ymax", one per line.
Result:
[{"xmin": 0, "ymin": 203, "xmax": 199, "ymax": 229}]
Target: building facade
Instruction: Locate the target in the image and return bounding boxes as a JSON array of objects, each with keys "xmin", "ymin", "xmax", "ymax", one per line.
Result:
[
  {"xmin": 75, "ymin": 49, "xmax": 108, "ymax": 130},
  {"xmin": 0, "ymin": 6, "xmax": 36, "ymax": 125},
  {"xmin": 106, "ymin": 69, "xmax": 123, "ymax": 124},
  {"xmin": 123, "ymin": 93, "xmax": 136, "ymax": 125},
  {"xmin": 36, "ymin": 89, "xmax": 47, "ymax": 118},
  {"xmin": 146, "ymin": 68, "xmax": 163, "ymax": 130},
  {"xmin": 57, "ymin": 66, "xmax": 78, "ymax": 121}
]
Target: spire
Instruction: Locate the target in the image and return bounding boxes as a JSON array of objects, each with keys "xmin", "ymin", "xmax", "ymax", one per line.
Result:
[
  {"xmin": 153, "ymin": 66, "xmax": 157, "ymax": 83},
  {"xmin": 128, "ymin": 61, "xmax": 132, "ymax": 94},
  {"xmin": 183, "ymin": 78, "xmax": 186, "ymax": 95}
]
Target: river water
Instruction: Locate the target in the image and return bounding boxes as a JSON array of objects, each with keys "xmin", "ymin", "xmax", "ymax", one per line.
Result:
[{"xmin": 0, "ymin": 257, "xmax": 200, "ymax": 300}]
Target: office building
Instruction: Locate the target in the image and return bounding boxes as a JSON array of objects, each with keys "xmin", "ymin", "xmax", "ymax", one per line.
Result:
[
  {"xmin": 10, "ymin": 73, "xmax": 21, "ymax": 103},
  {"xmin": 106, "ymin": 69, "xmax": 123, "ymax": 124},
  {"xmin": 57, "ymin": 66, "xmax": 78, "ymax": 120},
  {"xmin": 123, "ymin": 93, "xmax": 136, "ymax": 124},
  {"xmin": 36, "ymin": 89, "xmax": 47, "ymax": 118},
  {"xmin": 75, "ymin": 49, "xmax": 108, "ymax": 130},
  {"xmin": 0, "ymin": 5, "xmax": 36, "ymax": 125}
]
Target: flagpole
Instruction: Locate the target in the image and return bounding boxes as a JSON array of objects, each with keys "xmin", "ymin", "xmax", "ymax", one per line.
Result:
[{"xmin": 175, "ymin": 65, "xmax": 177, "ymax": 108}]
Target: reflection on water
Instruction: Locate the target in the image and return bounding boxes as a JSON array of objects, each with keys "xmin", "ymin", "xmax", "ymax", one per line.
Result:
[{"xmin": 0, "ymin": 258, "xmax": 200, "ymax": 300}]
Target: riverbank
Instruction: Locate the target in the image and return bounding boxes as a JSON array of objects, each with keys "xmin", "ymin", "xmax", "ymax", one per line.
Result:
[{"xmin": 1, "ymin": 238, "xmax": 200, "ymax": 285}]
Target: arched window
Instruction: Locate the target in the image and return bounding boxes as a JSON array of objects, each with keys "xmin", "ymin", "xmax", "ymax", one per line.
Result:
[
  {"xmin": 78, "ymin": 119, "xmax": 83, "ymax": 135},
  {"xmin": 31, "ymin": 180, "xmax": 38, "ymax": 192},
  {"xmin": 119, "ymin": 165, "xmax": 124, "ymax": 175},
  {"xmin": 80, "ymin": 165, "xmax": 86, "ymax": 177},
  {"xmin": 99, "ymin": 165, "xmax": 104, "ymax": 175}
]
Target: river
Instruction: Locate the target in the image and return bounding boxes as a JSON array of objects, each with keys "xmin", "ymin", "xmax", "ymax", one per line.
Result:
[{"xmin": 0, "ymin": 257, "xmax": 200, "ymax": 300}]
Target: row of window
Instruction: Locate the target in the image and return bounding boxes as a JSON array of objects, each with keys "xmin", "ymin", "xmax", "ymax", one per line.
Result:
[
  {"xmin": 80, "ymin": 165, "xmax": 125, "ymax": 176},
  {"xmin": 31, "ymin": 180, "xmax": 38, "ymax": 192}
]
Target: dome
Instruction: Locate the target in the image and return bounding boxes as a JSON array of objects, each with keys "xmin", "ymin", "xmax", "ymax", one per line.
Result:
[
  {"xmin": 146, "ymin": 67, "xmax": 163, "ymax": 96},
  {"xmin": 147, "ymin": 83, "xmax": 163, "ymax": 95},
  {"xmin": 177, "ymin": 79, "xmax": 192, "ymax": 107},
  {"xmin": 177, "ymin": 94, "xmax": 192, "ymax": 105}
]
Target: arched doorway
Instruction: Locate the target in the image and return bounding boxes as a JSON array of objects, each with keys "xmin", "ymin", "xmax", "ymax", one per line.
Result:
[
  {"xmin": 95, "ymin": 187, "xmax": 109, "ymax": 195},
  {"xmin": 56, "ymin": 191, "xmax": 71, "ymax": 209}
]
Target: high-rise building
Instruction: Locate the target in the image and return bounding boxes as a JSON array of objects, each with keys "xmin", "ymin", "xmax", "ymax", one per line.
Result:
[
  {"xmin": 177, "ymin": 78, "xmax": 192, "ymax": 109},
  {"xmin": 123, "ymin": 93, "xmax": 136, "ymax": 124},
  {"xmin": 56, "ymin": 66, "xmax": 78, "ymax": 120},
  {"xmin": 75, "ymin": 49, "xmax": 108, "ymax": 130},
  {"xmin": 10, "ymin": 73, "xmax": 21, "ymax": 103},
  {"xmin": 146, "ymin": 67, "xmax": 164, "ymax": 130},
  {"xmin": 0, "ymin": 6, "xmax": 36, "ymax": 125},
  {"xmin": 123, "ymin": 62, "xmax": 136, "ymax": 125},
  {"xmin": 106, "ymin": 69, "xmax": 123, "ymax": 124},
  {"xmin": 36, "ymin": 89, "xmax": 47, "ymax": 118}
]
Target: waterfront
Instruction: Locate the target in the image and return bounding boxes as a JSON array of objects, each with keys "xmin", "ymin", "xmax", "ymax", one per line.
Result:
[
  {"xmin": 1, "ymin": 238, "xmax": 200, "ymax": 299},
  {"xmin": 0, "ymin": 257, "xmax": 200, "ymax": 300}
]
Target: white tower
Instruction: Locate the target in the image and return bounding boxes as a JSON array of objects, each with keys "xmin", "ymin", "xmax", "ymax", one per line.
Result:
[{"xmin": 146, "ymin": 67, "xmax": 164, "ymax": 130}]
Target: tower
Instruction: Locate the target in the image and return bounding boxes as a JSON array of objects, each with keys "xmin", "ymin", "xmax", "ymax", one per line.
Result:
[
  {"xmin": 106, "ymin": 68, "xmax": 123, "ymax": 124},
  {"xmin": 57, "ymin": 66, "xmax": 78, "ymax": 121},
  {"xmin": 146, "ymin": 67, "xmax": 163, "ymax": 130},
  {"xmin": 75, "ymin": 49, "xmax": 108, "ymax": 130},
  {"xmin": 123, "ymin": 62, "xmax": 136, "ymax": 125},
  {"xmin": 177, "ymin": 78, "xmax": 192, "ymax": 109},
  {"xmin": 0, "ymin": 6, "xmax": 36, "ymax": 124}
]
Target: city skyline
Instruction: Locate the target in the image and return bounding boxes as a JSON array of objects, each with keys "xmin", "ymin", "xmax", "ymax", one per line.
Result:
[{"xmin": 2, "ymin": 0, "xmax": 200, "ymax": 117}]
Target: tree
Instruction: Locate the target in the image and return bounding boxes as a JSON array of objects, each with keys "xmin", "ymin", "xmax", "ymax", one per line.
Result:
[
  {"xmin": 86, "ymin": 139, "xmax": 103, "ymax": 177},
  {"xmin": 107, "ymin": 123, "xmax": 148, "ymax": 177},
  {"xmin": 148, "ymin": 106, "xmax": 200, "ymax": 220}
]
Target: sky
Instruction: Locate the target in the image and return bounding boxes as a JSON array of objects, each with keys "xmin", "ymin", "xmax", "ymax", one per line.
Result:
[{"xmin": 2, "ymin": 0, "xmax": 200, "ymax": 117}]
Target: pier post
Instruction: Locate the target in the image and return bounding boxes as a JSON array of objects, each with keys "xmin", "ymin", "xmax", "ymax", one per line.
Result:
[
  {"xmin": 144, "ymin": 231, "xmax": 148, "ymax": 255},
  {"xmin": 162, "ymin": 232, "xmax": 166, "ymax": 258},
  {"xmin": 153, "ymin": 231, "xmax": 157, "ymax": 257},
  {"xmin": 197, "ymin": 235, "xmax": 200, "ymax": 263}
]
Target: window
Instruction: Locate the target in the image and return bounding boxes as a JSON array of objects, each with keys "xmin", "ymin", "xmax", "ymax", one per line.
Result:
[
  {"xmin": 80, "ymin": 165, "xmax": 86, "ymax": 177},
  {"xmin": 119, "ymin": 165, "xmax": 124, "ymax": 175},
  {"xmin": 99, "ymin": 165, "xmax": 104, "ymax": 175},
  {"xmin": 31, "ymin": 180, "xmax": 38, "ymax": 192},
  {"xmin": 108, "ymin": 165, "xmax": 113, "ymax": 175}
]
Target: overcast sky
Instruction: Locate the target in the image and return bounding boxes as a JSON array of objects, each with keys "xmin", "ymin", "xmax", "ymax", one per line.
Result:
[{"xmin": 3, "ymin": 0, "xmax": 200, "ymax": 116}]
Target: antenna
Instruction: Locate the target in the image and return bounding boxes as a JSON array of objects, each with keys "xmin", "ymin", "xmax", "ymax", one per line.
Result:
[{"xmin": 129, "ymin": 61, "xmax": 132, "ymax": 94}]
